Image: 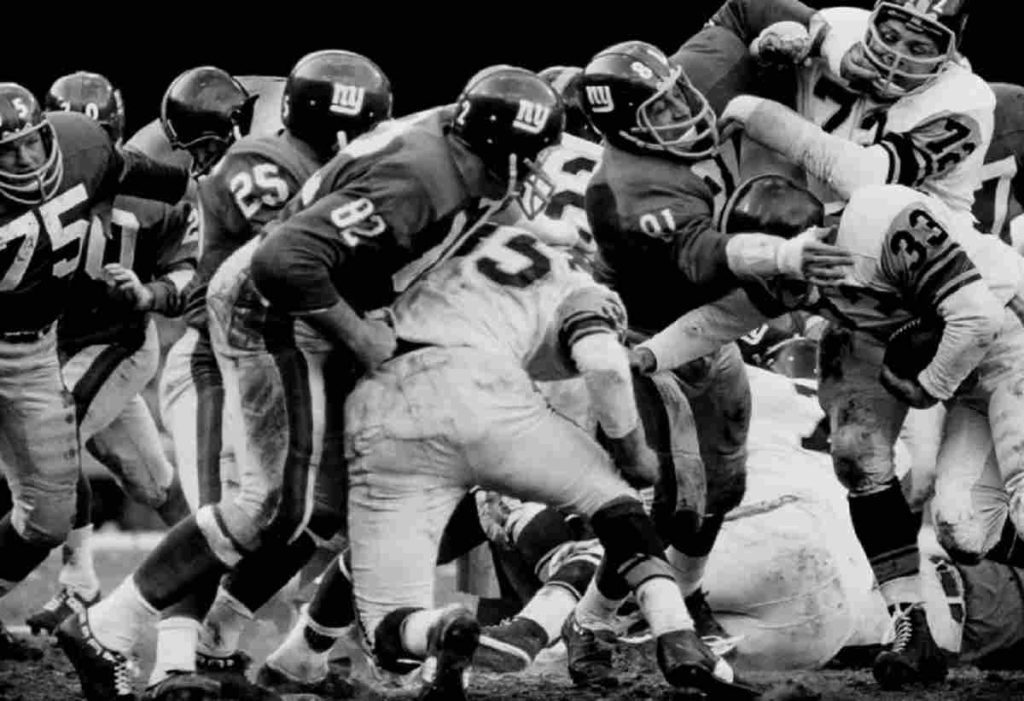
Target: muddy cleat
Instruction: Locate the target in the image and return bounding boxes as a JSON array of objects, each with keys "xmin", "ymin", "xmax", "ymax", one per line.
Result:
[
  {"xmin": 685, "ymin": 588, "xmax": 743, "ymax": 659},
  {"xmin": 561, "ymin": 611, "xmax": 619, "ymax": 689},
  {"xmin": 255, "ymin": 660, "xmax": 356, "ymax": 698},
  {"xmin": 140, "ymin": 671, "xmax": 221, "ymax": 701},
  {"xmin": 26, "ymin": 586, "xmax": 101, "ymax": 636},
  {"xmin": 657, "ymin": 628, "xmax": 761, "ymax": 699},
  {"xmin": 196, "ymin": 650, "xmax": 282, "ymax": 700},
  {"xmin": 0, "ymin": 619, "xmax": 43, "ymax": 661},
  {"xmin": 872, "ymin": 603, "xmax": 948, "ymax": 690},
  {"xmin": 473, "ymin": 617, "xmax": 548, "ymax": 673},
  {"xmin": 56, "ymin": 610, "xmax": 137, "ymax": 701},
  {"xmin": 418, "ymin": 605, "xmax": 480, "ymax": 701}
]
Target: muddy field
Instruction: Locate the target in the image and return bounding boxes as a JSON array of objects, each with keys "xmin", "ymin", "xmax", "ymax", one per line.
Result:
[{"xmin": 3, "ymin": 536, "xmax": 1024, "ymax": 701}]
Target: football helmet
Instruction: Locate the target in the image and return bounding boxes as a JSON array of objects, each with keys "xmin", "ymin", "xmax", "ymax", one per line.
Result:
[
  {"xmin": 451, "ymin": 65, "xmax": 565, "ymax": 218},
  {"xmin": 0, "ymin": 83, "xmax": 64, "ymax": 206},
  {"xmin": 538, "ymin": 65, "xmax": 601, "ymax": 144},
  {"xmin": 45, "ymin": 71, "xmax": 125, "ymax": 145},
  {"xmin": 282, "ymin": 49, "xmax": 393, "ymax": 157},
  {"xmin": 864, "ymin": 0, "xmax": 969, "ymax": 99},
  {"xmin": 579, "ymin": 40, "xmax": 717, "ymax": 160},
  {"xmin": 160, "ymin": 66, "xmax": 257, "ymax": 176},
  {"xmin": 719, "ymin": 174, "xmax": 824, "ymax": 237}
]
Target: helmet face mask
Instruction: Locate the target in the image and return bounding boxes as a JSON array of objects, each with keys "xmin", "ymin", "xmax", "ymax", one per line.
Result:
[
  {"xmin": 0, "ymin": 84, "xmax": 64, "ymax": 206},
  {"xmin": 579, "ymin": 41, "xmax": 719, "ymax": 161},
  {"xmin": 516, "ymin": 150, "xmax": 558, "ymax": 219},
  {"xmin": 863, "ymin": 1, "xmax": 964, "ymax": 99}
]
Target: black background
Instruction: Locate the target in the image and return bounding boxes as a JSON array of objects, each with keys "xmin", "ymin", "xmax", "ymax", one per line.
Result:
[{"xmin": 10, "ymin": 1, "xmax": 1021, "ymax": 137}]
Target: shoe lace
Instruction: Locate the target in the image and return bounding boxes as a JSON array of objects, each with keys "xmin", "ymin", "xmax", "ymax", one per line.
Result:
[
  {"xmin": 113, "ymin": 653, "xmax": 138, "ymax": 696},
  {"xmin": 42, "ymin": 588, "xmax": 72, "ymax": 612},
  {"xmin": 890, "ymin": 611, "xmax": 913, "ymax": 653}
]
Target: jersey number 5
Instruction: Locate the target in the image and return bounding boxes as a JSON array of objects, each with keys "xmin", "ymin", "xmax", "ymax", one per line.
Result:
[
  {"xmin": 0, "ymin": 184, "xmax": 89, "ymax": 292},
  {"xmin": 476, "ymin": 233, "xmax": 552, "ymax": 288},
  {"xmin": 230, "ymin": 164, "xmax": 290, "ymax": 220}
]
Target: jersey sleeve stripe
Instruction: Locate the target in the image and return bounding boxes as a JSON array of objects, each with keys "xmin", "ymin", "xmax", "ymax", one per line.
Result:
[
  {"xmin": 558, "ymin": 310, "xmax": 619, "ymax": 357},
  {"xmin": 881, "ymin": 133, "xmax": 923, "ymax": 187},
  {"xmin": 911, "ymin": 243, "xmax": 961, "ymax": 287},
  {"xmin": 920, "ymin": 266, "xmax": 983, "ymax": 307}
]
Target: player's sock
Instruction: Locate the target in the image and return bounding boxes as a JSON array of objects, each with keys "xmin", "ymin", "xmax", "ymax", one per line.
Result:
[
  {"xmin": 574, "ymin": 579, "xmax": 624, "ymax": 631},
  {"xmin": 148, "ymin": 616, "xmax": 201, "ymax": 685},
  {"xmin": 985, "ymin": 518, "xmax": 1024, "ymax": 568},
  {"xmin": 0, "ymin": 514, "xmax": 56, "ymax": 587},
  {"xmin": 849, "ymin": 479, "xmax": 923, "ymax": 610},
  {"xmin": 635, "ymin": 576, "xmax": 695, "ymax": 637},
  {"xmin": 306, "ymin": 553, "xmax": 355, "ymax": 631},
  {"xmin": 133, "ymin": 514, "xmax": 228, "ymax": 610},
  {"xmin": 265, "ymin": 609, "xmax": 336, "ymax": 683},
  {"xmin": 220, "ymin": 531, "xmax": 317, "ymax": 620},
  {"xmin": 517, "ymin": 584, "xmax": 578, "ymax": 643},
  {"xmin": 198, "ymin": 587, "xmax": 253, "ymax": 657},
  {"xmin": 666, "ymin": 547, "xmax": 708, "ymax": 598},
  {"xmin": 58, "ymin": 524, "xmax": 100, "ymax": 599},
  {"xmin": 89, "ymin": 575, "xmax": 158, "ymax": 654}
]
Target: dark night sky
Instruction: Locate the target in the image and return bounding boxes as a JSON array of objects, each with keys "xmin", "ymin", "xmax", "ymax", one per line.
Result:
[{"xmin": 10, "ymin": 1, "xmax": 1019, "ymax": 137}]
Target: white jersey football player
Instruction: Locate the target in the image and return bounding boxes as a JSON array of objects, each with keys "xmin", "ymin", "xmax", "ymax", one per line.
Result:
[
  {"xmin": 341, "ymin": 223, "xmax": 759, "ymax": 699},
  {"xmin": 730, "ymin": 0, "xmax": 993, "ymax": 226},
  {"xmin": 634, "ymin": 174, "xmax": 1024, "ymax": 688}
]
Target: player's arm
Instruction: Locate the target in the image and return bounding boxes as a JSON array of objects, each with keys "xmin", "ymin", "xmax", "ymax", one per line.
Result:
[
  {"xmin": 724, "ymin": 96, "xmax": 985, "ymax": 197},
  {"xmin": 148, "ymin": 202, "xmax": 200, "ymax": 316},
  {"xmin": 634, "ymin": 288, "xmax": 773, "ymax": 373},
  {"xmin": 705, "ymin": 0, "xmax": 817, "ymax": 45},
  {"xmin": 881, "ymin": 204, "xmax": 1004, "ymax": 401},
  {"xmin": 107, "ymin": 146, "xmax": 191, "ymax": 204},
  {"xmin": 558, "ymin": 286, "xmax": 657, "ymax": 485},
  {"xmin": 251, "ymin": 174, "xmax": 430, "ymax": 367}
]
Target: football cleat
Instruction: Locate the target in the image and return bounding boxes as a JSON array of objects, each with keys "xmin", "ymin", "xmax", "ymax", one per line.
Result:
[
  {"xmin": 473, "ymin": 616, "xmax": 548, "ymax": 673},
  {"xmin": 561, "ymin": 611, "xmax": 619, "ymax": 689},
  {"xmin": 56, "ymin": 610, "xmax": 137, "ymax": 701},
  {"xmin": 685, "ymin": 588, "xmax": 744, "ymax": 659},
  {"xmin": 196, "ymin": 650, "xmax": 281, "ymax": 700},
  {"xmin": 656, "ymin": 628, "xmax": 761, "ymax": 699},
  {"xmin": 255, "ymin": 659, "xmax": 356, "ymax": 698},
  {"xmin": 140, "ymin": 671, "xmax": 221, "ymax": 701},
  {"xmin": 873, "ymin": 603, "xmax": 949, "ymax": 689},
  {"xmin": 418, "ymin": 605, "xmax": 480, "ymax": 701},
  {"xmin": 0, "ymin": 619, "xmax": 43, "ymax": 661},
  {"xmin": 26, "ymin": 586, "xmax": 101, "ymax": 636}
]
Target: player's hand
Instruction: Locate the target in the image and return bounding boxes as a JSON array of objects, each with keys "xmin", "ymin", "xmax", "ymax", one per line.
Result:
[
  {"xmin": 628, "ymin": 346, "xmax": 657, "ymax": 374},
  {"xmin": 775, "ymin": 226, "xmax": 854, "ymax": 286},
  {"xmin": 718, "ymin": 95, "xmax": 765, "ymax": 131},
  {"xmin": 750, "ymin": 21, "xmax": 815, "ymax": 67},
  {"xmin": 879, "ymin": 364, "xmax": 939, "ymax": 409},
  {"xmin": 839, "ymin": 42, "xmax": 884, "ymax": 94},
  {"xmin": 607, "ymin": 425, "xmax": 659, "ymax": 488},
  {"xmin": 353, "ymin": 316, "xmax": 397, "ymax": 371},
  {"xmin": 103, "ymin": 263, "xmax": 154, "ymax": 311}
]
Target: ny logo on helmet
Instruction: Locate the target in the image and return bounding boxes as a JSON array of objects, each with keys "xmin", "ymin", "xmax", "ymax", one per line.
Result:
[
  {"xmin": 513, "ymin": 100, "xmax": 551, "ymax": 134},
  {"xmin": 331, "ymin": 84, "xmax": 366, "ymax": 116},
  {"xmin": 585, "ymin": 85, "xmax": 614, "ymax": 113}
]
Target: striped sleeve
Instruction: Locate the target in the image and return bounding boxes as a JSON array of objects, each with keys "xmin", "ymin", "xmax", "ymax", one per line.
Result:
[{"xmin": 556, "ymin": 285, "xmax": 628, "ymax": 359}]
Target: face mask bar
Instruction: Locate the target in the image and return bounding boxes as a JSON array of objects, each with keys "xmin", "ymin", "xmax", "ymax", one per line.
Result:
[
  {"xmin": 0, "ymin": 122, "xmax": 65, "ymax": 206},
  {"xmin": 635, "ymin": 66, "xmax": 719, "ymax": 160},
  {"xmin": 863, "ymin": 2, "xmax": 955, "ymax": 99},
  {"xmin": 516, "ymin": 149, "xmax": 558, "ymax": 220}
]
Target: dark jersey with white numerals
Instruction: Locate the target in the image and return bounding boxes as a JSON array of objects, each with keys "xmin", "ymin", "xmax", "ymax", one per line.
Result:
[{"xmin": 0, "ymin": 111, "xmax": 187, "ymax": 333}]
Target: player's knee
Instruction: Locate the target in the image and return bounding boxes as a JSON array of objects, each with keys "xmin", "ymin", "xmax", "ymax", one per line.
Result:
[
  {"xmin": 17, "ymin": 501, "xmax": 75, "ymax": 547},
  {"xmin": 591, "ymin": 496, "xmax": 674, "ymax": 588},
  {"xmin": 370, "ymin": 607, "xmax": 423, "ymax": 673},
  {"xmin": 932, "ymin": 509, "xmax": 995, "ymax": 565},
  {"xmin": 830, "ymin": 428, "xmax": 890, "ymax": 493},
  {"xmin": 705, "ymin": 450, "xmax": 747, "ymax": 516}
]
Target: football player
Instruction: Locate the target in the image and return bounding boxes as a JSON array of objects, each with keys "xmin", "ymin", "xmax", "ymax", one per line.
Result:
[
  {"xmin": 21, "ymin": 71, "xmax": 196, "ymax": 637},
  {"xmin": 338, "ymin": 220, "xmax": 762, "ymax": 699},
  {"xmin": 575, "ymin": 39, "xmax": 853, "ymax": 686},
  {"xmin": 634, "ymin": 173, "xmax": 1024, "ymax": 688},
  {"xmin": 58, "ymin": 54, "xmax": 388, "ymax": 701},
  {"xmin": 972, "ymin": 82, "xmax": 1024, "ymax": 247},
  {"xmin": 0, "ymin": 83, "xmax": 190, "ymax": 661}
]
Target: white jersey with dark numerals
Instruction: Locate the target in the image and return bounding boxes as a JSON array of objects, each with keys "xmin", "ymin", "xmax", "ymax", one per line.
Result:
[
  {"xmin": 390, "ymin": 224, "xmax": 626, "ymax": 380},
  {"xmin": 797, "ymin": 7, "xmax": 994, "ymax": 222}
]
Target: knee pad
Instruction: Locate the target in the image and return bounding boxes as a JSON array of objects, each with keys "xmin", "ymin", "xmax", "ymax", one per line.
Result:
[{"xmin": 830, "ymin": 426, "xmax": 892, "ymax": 493}]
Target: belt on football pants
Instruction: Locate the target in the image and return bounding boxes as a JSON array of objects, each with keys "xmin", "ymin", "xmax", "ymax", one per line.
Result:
[{"xmin": 0, "ymin": 322, "xmax": 54, "ymax": 344}]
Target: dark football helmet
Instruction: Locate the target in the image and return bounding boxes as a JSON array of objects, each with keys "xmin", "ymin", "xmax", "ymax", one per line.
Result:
[
  {"xmin": 451, "ymin": 65, "xmax": 565, "ymax": 217},
  {"xmin": 719, "ymin": 174, "xmax": 825, "ymax": 238},
  {"xmin": 282, "ymin": 49, "xmax": 393, "ymax": 158},
  {"xmin": 45, "ymin": 71, "xmax": 125, "ymax": 145},
  {"xmin": 578, "ymin": 41, "xmax": 718, "ymax": 160},
  {"xmin": 160, "ymin": 66, "xmax": 257, "ymax": 176},
  {"xmin": 538, "ymin": 65, "xmax": 601, "ymax": 144},
  {"xmin": 864, "ymin": 0, "xmax": 970, "ymax": 99},
  {"xmin": 0, "ymin": 83, "xmax": 64, "ymax": 205}
]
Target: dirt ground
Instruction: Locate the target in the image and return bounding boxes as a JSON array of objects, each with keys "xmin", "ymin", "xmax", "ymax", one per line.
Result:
[{"xmin": 3, "ymin": 537, "xmax": 1024, "ymax": 701}]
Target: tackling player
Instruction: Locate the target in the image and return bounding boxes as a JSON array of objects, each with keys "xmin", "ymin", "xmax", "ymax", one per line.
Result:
[{"xmin": 0, "ymin": 83, "xmax": 190, "ymax": 660}]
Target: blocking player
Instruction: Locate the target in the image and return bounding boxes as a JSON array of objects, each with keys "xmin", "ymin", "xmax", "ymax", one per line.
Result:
[
  {"xmin": 56, "ymin": 65, "xmax": 561, "ymax": 701},
  {"xmin": 18, "ymin": 70, "xmax": 196, "ymax": 638},
  {"xmin": 0, "ymin": 83, "xmax": 190, "ymax": 660}
]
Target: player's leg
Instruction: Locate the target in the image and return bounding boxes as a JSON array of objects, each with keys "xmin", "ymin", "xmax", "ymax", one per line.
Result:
[
  {"xmin": 0, "ymin": 331, "xmax": 82, "ymax": 662},
  {"xmin": 455, "ymin": 353, "xmax": 751, "ymax": 695},
  {"xmin": 670, "ymin": 343, "xmax": 750, "ymax": 639},
  {"xmin": 818, "ymin": 325, "xmax": 946, "ymax": 688}
]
